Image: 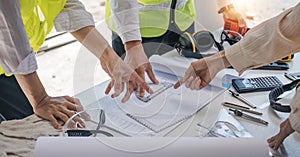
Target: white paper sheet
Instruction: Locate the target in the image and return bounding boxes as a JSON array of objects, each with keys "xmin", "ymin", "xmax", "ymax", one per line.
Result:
[
  {"xmin": 149, "ymin": 54, "xmax": 193, "ymax": 78},
  {"xmin": 34, "ymin": 137, "xmax": 269, "ymax": 157},
  {"xmin": 81, "ymin": 54, "xmax": 225, "ymax": 135}
]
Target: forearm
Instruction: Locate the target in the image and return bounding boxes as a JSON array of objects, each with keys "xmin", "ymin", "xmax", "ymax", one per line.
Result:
[
  {"xmin": 124, "ymin": 40, "xmax": 141, "ymax": 51},
  {"xmin": 289, "ymin": 87, "xmax": 300, "ymax": 133},
  {"xmin": 71, "ymin": 26, "xmax": 119, "ymax": 67},
  {"xmin": 225, "ymin": 3, "xmax": 300, "ymax": 74},
  {"xmin": 71, "ymin": 26, "xmax": 110, "ymax": 58},
  {"xmin": 14, "ymin": 72, "xmax": 48, "ymax": 108},
  {"xmin": 205, "ymin": 50, "xmax": 231, "ymax": 73}
]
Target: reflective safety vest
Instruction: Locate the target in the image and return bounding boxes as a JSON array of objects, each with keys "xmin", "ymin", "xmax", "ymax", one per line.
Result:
[
  {"xmin": 0, "ymin": 0, "xmax": 67, "ymax": 76},
  {"xmin": 105, "ymin": 0, "xmax": 195, "ymax": 38}
]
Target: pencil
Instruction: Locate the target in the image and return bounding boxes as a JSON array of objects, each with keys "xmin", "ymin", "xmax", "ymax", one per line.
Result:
[
  {"xmin": 222, "ymin": 102, "xmax": 263, "ymax": 115},
  {"xmin": 223, "ymin": 102, "xmax": 250, "ymax": 109}
]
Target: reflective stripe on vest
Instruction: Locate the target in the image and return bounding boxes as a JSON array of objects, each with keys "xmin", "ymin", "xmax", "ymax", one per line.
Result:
[
  {"xmin": 0, "ymin": 0, "xmax": 66, "ymax": 76},
  {"xmin": 0, "ymin": 66, "xmax": 8, "ymax": 76},
  {"xmin": 105, "ymin": 0, "xmax": 195, "ymax": 38}
]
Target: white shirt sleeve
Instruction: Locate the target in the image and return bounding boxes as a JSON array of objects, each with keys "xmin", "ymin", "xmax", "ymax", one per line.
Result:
[
  {"xmin": 0, "ymin": 0, "xmax": 37, "ymax": 75},
  {"xmin": 110, "ymin": 0, "xmax": 142, "ymax": 43},
  {"xmin": 54, "ymin": 0, "xmax": 95, "ymax": 32}
]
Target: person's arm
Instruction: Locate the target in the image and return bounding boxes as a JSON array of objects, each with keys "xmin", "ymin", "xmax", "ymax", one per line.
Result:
[
  {"xmin": 0, "ymin": 0, "xmax": 37, "ymax": 74},
  {"xmin": 0, "ymin": 0, "xmax": 84, "ymax": 129},
  {"xmin": 267, "ymin": 87, "xmax": 299, "ymax": 150},
  {"xmin": 110, "ymin": 0, "xmax": 141, "ymax": 44},
  {"xmin": 110, "ymin": 0, "xmax": 158, "ymax": 97},
  {"xmin": 174, "ymin": 50, "xmax": 231, "ymax": 89},
  {"xmin": 15, "ymin": 72, "xmax": 83, "ymax": 129},
  {"xmin": 54, "ymin": 0, "xmax": 153, "ymax": 101},
  {"xmin": 289, "ymin": 87, "xmax": 300, "ymax": 133},
  {"xmin": 225, "ymin": 3, "xmax": 300, "ymax": 74},
  {"xmin": 175, "ymin": 3, "xmax": 300, "ymax": 89},
  {"xmin": 54, "ymin": 0, "xmax": 95, "ymax": 32},
  {"xmin": 70, "ymin": 26, "xmax": 153, "ymax": 101}
]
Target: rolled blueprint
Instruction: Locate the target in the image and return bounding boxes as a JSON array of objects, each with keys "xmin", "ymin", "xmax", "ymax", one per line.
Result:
[{"xmin": 34, "ymin": 137, "xmax": 268, "ymax": 157}]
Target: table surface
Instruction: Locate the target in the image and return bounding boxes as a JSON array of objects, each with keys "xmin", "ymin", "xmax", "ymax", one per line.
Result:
[{"xmin": 75, "ymin": 51, "xmax": 300, "ymax": 157}]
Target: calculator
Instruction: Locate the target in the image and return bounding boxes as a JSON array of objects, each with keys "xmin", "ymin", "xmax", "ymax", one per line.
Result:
[{"xmin": 232, "ymin": 76, "xmax": 283, "ymax": 93}]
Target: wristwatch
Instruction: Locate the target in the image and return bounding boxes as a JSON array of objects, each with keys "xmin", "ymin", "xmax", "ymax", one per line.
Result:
[{"xmin": 218, "ymin": 4, "xmax": 234, "ymax": 14}]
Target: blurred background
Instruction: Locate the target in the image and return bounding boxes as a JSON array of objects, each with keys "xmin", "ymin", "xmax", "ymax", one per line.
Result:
[{"xmin": 36, "ymin": 0, "xmax": 299, "ymax": 98}]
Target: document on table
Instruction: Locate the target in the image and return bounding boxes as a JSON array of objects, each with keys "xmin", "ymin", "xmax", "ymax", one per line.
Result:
[{"xmin": 89, "ymin": 54, "xmax": 225, "ymax": 136}]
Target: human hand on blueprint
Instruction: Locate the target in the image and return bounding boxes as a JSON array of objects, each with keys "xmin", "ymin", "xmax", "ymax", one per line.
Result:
[
  {"xmin": 174, "ymin": 51, "xmax": 230, "ymax": 90},
  {"xmin": 33, "ymin": 96, "xmax": 86, "ymax": 130},
  {"xmin": 174, "ymin": 59, "xmax": 214, "ymax": 90},
  {"xmin": 101, "ymin": 50, "xmax": 153, "ymax": 102},
  {"xmin": 15, "ymin": 72, "xmax": 87, "ymax": 130},
  {"xmin": 124, "ymin": 41, "xmax": 159, "ymax": 97}
]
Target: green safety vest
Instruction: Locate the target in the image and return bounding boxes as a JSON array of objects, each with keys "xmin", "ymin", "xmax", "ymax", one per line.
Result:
[
  {"xmin": 0, "ymin": 0, "xmax": 67, "ymax": 76},
  {"xmin": 105, "ymin": 0, "xmax": 195, "ymax": 38}
]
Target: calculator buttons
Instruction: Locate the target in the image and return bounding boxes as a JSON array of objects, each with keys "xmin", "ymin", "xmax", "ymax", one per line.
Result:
[{"xmin": 232, "ymin": 76, "xmax": 283, "ymax": 93}]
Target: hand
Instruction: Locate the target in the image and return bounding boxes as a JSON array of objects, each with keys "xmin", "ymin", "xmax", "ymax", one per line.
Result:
[
  {"xmin": 267, "ymin": 119, "xmax": 295, "ymax": 150},
  {"xmin": 174, "ymin": 51, "xmax": 231, "ymax": 90},
  {"xmin": 124, "ymin": 41, "xmax": 159, "ymax": 97},
  {"xmin": 33, "ymin": 95, "xmax": 85, "ymax": 130},
  {"xmin": 100, "ymin": 47, "xmax": 153, "ymax": 102},
  {"xmin": 71, "ymin": 27, "xmax": 153, "ymax": 102},
  {"xmin": 174, "ymin": 59, "xmax": 213, "ymax": 90},
  {"xmin": 14, "ymin": 72, "xmax": 86, "ymax": 130},
  {"xmin": 223, "ymin": 7, "xmax": 246, "ymax": 27}
]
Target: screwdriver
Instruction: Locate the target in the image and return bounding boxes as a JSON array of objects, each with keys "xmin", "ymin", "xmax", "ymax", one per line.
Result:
[{"xmin": 229, "ymin": 109, "xmax": 268, "ymax": 125}]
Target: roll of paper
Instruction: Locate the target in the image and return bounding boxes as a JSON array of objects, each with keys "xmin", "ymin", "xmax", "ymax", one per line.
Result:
[
  {"xmin": 149, "ymin": 54, "xmax": 191, "ymax": 77},
  {"xmin": 34, "ymin": 137, "xmax": 268, "ymax": 157}
]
